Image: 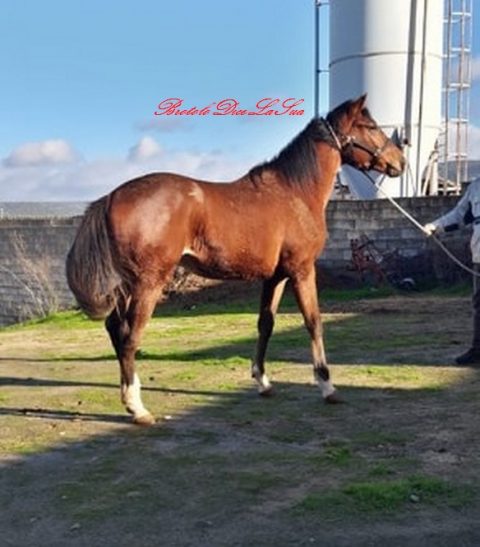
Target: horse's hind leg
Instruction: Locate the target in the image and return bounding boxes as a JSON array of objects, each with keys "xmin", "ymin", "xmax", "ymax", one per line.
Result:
[
  {"xmin": 106, "ymin": 295, "xmax": 132, "ymax": 408},
  {"xmin": 107, "ymin": 285, "xmax": 163, "ymax": 425},
  {"xmin": 252, "ymin": 276, "xmax": 287, "ymax": 395},
  {"xmin": 105, "ymin": 294, "xmax": 131, "ymax": 360},
  {"xmin": 291, "ymin": 267, "xmax": 341, "ymax": 404}
]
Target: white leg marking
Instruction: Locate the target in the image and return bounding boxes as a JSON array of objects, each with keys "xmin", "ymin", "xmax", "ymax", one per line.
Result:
[
  {"xmin": 315, "ymin": 374, "xmax": 336, "ymax": 398},
  {"xmin": 257, "ymin": 373, "xmax": 271, "ymax": 393},
  {"xmin": 252, "ymin": 365, "xmax": 272, "ymax": 394},
  {"xmin": 124, "ymin": 373, "xmax": 150, "ymax": 418}
]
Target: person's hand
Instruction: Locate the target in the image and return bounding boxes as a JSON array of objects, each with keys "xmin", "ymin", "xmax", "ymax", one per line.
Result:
[{"xmin": 423, "ymin": 223, "xmax": 437, "ymax": 236}]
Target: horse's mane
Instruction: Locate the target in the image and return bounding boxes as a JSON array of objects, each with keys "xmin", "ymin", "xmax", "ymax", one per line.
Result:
[{"xmin": 248, "ymin": 99, "xmax": 357, "ymax": 188}]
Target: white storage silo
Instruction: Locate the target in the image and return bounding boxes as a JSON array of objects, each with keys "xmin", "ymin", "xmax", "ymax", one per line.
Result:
[{"xmin": 329, "ymin": 0, "xmax": 444, "ymax": 197}]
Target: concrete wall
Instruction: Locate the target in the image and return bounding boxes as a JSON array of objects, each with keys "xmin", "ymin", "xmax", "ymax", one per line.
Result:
[{"xmin": 0, "ymin": 196, "xmax": 471, "ymax": 326}]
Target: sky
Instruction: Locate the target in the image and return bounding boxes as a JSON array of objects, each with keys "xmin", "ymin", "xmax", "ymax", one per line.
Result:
[{"xmin": 0, "ymin": 0, "xmax": 479, "ymax": 201}]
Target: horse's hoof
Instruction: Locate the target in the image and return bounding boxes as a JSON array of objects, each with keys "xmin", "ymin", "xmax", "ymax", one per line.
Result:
[
  {"xmin": 324, "ymin": 392, "xmax": 344, "ymax": 404},
  {"xmin": 259, "ymin": 386, "xmax": 274, "ymax": 397},
  {"xmin": 133, "ymin": 412, "xmax": 156, "ymax": 426}
]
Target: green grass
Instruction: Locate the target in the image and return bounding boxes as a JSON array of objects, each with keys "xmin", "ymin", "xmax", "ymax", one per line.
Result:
[
  {"xmin": 234, "ymin": 471, "xmax": 285, "ymax": 495},
  {"xmin": 0, "ymin": 439, "xmax": 52, "ymax": 456},
  {"xmin": 77, "ymin": 389, "xmax": 119, "ymax": 410},
  {"xmin": 2, "ymin": 281, "xmax": 470, "ymax": 334},
  {"xmin": 322, "ymin": 446, "xmax": 353, "ymax": 466},
  {"xmin": 367, "ymin": 463, "xmax": 396, "ymax": 478},
  {"xmin": 425, "ymin": 282, "xmax": 471, "ymax": 297},
  {"xmin": 307, "ymin": 445, "xmax": 356, "ymax": 469},
  {"xmin": 2, "ymin": 310, "xmax": 96, "ymax": 332},
  {"xmin": 1, "ymin": 289, "xmax": 480, "ymax": 545},
  {"xmin": 296, "ymin": 475, "xmax": 476, "ymax": 517},
  {"xmin": 351, "ymin": 430, "xmax": 409, "ymax": 446},
  {"xmin": 320, "ymin": 286, "xmax": 396, "ymax": 301}
]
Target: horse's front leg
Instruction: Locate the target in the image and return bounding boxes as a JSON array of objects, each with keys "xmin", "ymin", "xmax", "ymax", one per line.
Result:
[
  {"xmin": 252, "ymin": 276, "xmax": 288, "ymax": 395},
  {"xmin": 291, "ymin": 267, "xmax": 342, "ymax": 403}
]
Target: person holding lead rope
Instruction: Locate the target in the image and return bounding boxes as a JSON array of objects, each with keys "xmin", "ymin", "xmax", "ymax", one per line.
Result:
[{"xmin": 424, "ymin": 178, "xmax": 480, "ymax": 366}]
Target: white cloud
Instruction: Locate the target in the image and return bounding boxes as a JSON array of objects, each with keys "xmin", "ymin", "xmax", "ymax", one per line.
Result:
[
  {"xmin": 3, "ymin": 139, "xmax": 78, "ymax": 167},
  {"xmin": 128, "ymin": 136, "xmax": 163, "ymax": 161},
  {"xmin": 0, "ymin": 137, "xmax": 252, "ymax": 201}
]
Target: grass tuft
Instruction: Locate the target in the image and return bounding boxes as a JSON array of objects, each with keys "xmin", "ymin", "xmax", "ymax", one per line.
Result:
[{"xmin": 295, "ymin": 475, "xmax": 476, "ymax": 517}]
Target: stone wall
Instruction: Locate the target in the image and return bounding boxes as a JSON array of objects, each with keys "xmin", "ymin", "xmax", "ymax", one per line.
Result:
[
  {"xmin": 322, "ymin": 196, "xmax": 471, "ymax": 286},
  {"xmin": 0, "ymin": 196, "xmax": 472, "ymax": 326},
  {"xmin": 0, "ymin": 217, "xmax": 80, "ymax": 326}
]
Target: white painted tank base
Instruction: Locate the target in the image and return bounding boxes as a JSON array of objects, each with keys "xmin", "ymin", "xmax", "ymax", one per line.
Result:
[{"xmin": 329, "ymin": 0, "xmax": 444, "ymax": 198}]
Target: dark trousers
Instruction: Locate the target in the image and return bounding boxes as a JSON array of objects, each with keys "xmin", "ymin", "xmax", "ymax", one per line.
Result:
[{"xmin": 473, "ymin": 264, "xmax": 480, "ymax": 348}]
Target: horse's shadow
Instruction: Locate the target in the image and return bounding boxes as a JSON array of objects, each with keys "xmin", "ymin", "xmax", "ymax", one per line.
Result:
[
  {"xmin": 0, "ymin": 406, "xmax": 127, "ymax": 424},
  {"xmin": 0, "ymin": 378, "xmax": 458, "ymax": 426},
  {"xmin": 0, "ymin": 375, "xmax": 243, "ymax": 398}
]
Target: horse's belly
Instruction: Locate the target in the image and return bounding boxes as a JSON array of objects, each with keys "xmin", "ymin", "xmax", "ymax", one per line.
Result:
[{"xmin": 180, "ymin": 251, "xmax": 275, "ymax": 281}]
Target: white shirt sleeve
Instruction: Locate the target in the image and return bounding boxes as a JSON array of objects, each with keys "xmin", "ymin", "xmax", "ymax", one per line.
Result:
[{"xmin": 433, "ymin": 184, "xmax": 473, "ymax": 232}]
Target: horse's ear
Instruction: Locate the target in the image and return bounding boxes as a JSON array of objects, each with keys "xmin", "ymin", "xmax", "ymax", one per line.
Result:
[{"xmin": 351, "ymin": 94, "xmax": 367, "ymax": 116}]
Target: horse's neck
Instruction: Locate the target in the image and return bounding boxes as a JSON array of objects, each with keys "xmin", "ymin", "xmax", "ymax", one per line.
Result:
[{"xmin": 312, "ymin": 143, "xmax": 341, "ymax": 210}]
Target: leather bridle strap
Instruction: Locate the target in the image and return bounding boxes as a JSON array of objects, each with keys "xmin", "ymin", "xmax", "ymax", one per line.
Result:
[
  {"xmin": 322, "ymin": 117, "xmax": 394, "ymax": 171},
  {"xmin": 344, "ymin": 137, "xmax": 392, "ymax": 170},
  {"xmin": 322, "ymin": 117, "xmax": 343, "ymax": 151}
]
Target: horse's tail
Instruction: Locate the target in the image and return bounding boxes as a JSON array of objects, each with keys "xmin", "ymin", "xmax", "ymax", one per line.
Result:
[{"xmin": 66, "ymin": 196, "xmax": 123, "ymax": 320}]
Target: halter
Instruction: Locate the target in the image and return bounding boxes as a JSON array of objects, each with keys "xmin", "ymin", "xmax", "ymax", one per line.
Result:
[{"xmin": 322, "ymin": 117, "xmax": 394, "ymax": 171}]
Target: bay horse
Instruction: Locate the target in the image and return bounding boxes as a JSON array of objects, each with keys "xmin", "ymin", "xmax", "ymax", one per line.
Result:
[{"xmin": 67, "ymin": 95, "xmax": 405, "ymax": 425}]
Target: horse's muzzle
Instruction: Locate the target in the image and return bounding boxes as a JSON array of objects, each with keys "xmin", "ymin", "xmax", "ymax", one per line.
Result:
[{"xmin": 386, "ymin": 157, "xmax": 406, "ymax": 178}]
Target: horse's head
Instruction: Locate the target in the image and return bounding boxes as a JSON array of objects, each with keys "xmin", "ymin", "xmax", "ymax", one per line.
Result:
[{"xmin": 326, "ymin": 95, "xmax": 406, "ymax": 177}]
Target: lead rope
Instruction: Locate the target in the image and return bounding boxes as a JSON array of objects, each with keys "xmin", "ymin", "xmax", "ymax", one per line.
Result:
[{"xmin": 362, "ymin": 170, "xmax": 480, "ymax": 278}]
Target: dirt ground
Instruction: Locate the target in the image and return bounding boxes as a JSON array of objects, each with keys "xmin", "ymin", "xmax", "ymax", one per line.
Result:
[{"xmin": 1, "ymin": 291, "xmax": 480, "ymax": 546}]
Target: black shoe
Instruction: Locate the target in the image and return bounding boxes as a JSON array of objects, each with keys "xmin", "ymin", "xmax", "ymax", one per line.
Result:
[{"xmin": 455, "ymin": 348, "xmax": 480, "ymax": 366}]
